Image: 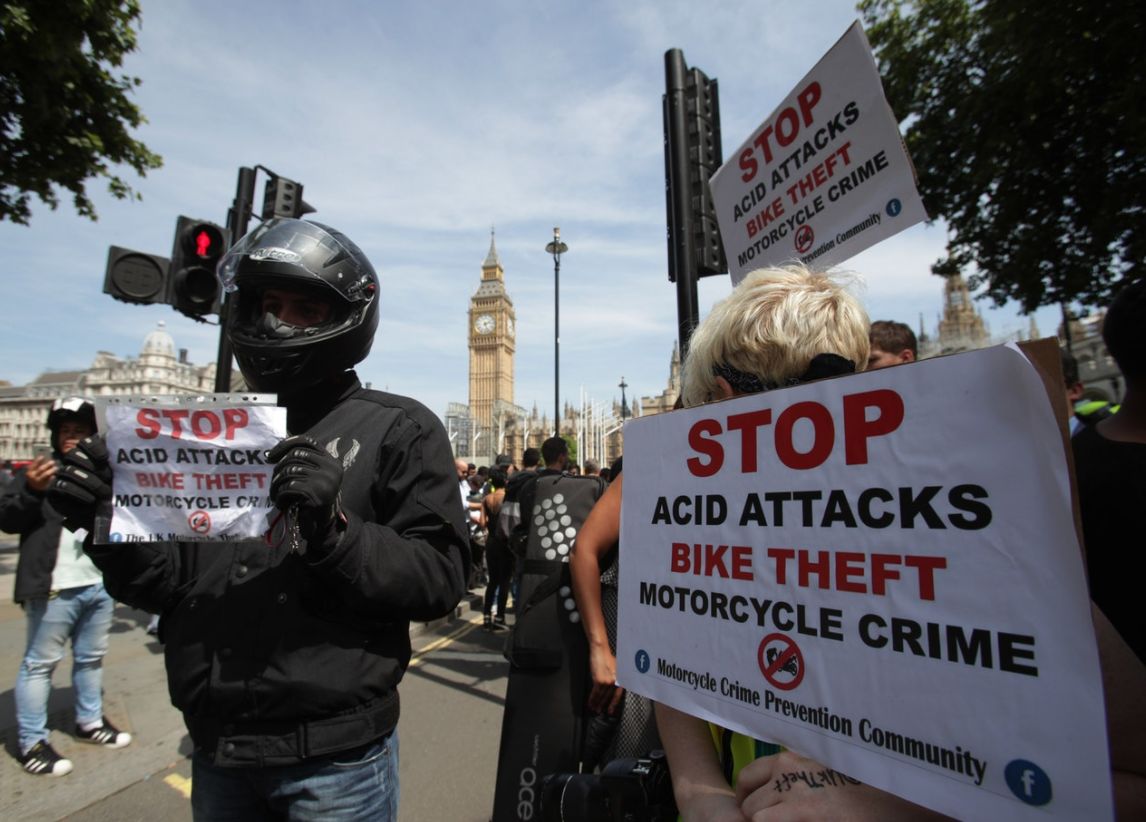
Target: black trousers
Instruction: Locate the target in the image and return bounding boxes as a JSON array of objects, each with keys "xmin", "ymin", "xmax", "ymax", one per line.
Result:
[{"xmin": 484, "ymin": 537, "xmax": 512, "ymax": 617}]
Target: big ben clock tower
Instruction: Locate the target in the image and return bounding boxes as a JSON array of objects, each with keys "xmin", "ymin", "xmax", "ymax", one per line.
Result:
[{"xmin": 468, "ymin": 230, "xmax": 516, "ymax": 430}]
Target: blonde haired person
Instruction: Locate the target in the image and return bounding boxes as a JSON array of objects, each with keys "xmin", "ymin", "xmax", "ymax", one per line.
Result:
[
  {"xmin": 657, "ymin": 265, "xmax": 950, "ymax": 821},
  {"xmin": 680, "ymin": 264, "xmax": 870, "ymax": 409}
]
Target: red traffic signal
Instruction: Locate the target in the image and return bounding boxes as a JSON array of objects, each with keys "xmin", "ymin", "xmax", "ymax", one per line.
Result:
[
  {"xmin": 186, "ymin": 223, "xmax": 226, "ymax": 259},
  {"xmin": 169, "ymin": 217, "xmax": 229, "ymax": 318}
]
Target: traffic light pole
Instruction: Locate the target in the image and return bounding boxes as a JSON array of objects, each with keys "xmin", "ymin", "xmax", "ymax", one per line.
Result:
[
  {"xmin": 664, "ymin": 49, "xmax": 700, "ymax": 359},
  {"xmin": 213, "ymin": 166, "xmax": 256, "ymax": 392},
  {"xmin": 664, "ymin": 49, "xmax": 726, "ymax": 362}
]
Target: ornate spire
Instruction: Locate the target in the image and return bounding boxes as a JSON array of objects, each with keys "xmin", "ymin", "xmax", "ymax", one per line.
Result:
[
  {"xmin": 483, "ymin": 226, "xmax": 500, "ymax": 269},
  {"xmin": 937, "ymin": 272, "xmax": 989, "ymax": 352}
]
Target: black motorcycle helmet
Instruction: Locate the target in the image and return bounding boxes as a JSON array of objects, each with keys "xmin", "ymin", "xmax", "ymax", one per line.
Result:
[
  {"xmin": 219, "ymin": 218, "xmax": 379, "ymax": 394},
  {"xmin": 46, "ymin": 397, "xmax": 97, "ymax": 453}
]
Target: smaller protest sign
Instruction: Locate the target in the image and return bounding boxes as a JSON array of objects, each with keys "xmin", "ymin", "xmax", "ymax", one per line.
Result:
[
  {"xmin": 101, "ymin": 395, "xmax": 286, "ymax": 542},
  {"xmin": 710, "ymin": 21, "xmax": 927, "ymax": 283}
]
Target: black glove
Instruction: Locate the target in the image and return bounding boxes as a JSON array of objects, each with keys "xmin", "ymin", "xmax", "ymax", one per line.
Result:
[
  {"xmin": 266, "ymin": 436, "xmax": 344, "ymax": 541},
  {"xmin": 49, "ymin": 435, "xmax": 113, "ymax": 533}
]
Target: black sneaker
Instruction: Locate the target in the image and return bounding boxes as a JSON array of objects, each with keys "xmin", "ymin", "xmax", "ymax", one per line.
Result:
[
  {"xmin": 75, "ymin": 717, "xmax": 132, "ymax": 748},
  {"xmin": 19, "ymin": 741, "xmax": 74, "ymax": 776}
]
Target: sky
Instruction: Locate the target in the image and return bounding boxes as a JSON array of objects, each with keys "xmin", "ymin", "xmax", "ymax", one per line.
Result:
[{"xmin": 0, "ymin": 0, "xmax": 1060, "ymax": 422}]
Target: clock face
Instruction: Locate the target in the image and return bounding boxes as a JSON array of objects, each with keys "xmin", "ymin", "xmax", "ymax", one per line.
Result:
[
  {"xmin": 507, "ymin": 317, "xmax": 515, "ymax": 336},
  {"xmin": 475, "ymin": 314, "xmax": 496, "ymax": 334}
]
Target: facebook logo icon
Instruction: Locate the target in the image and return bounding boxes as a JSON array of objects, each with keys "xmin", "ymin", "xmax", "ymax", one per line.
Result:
[
  {"xmin": 1004, "ymin": 759, "xmax": 1052, "ymax": 806},
  {"xmin": 634, "ymin": 650, "xmax": 651, "ymax": 673}
]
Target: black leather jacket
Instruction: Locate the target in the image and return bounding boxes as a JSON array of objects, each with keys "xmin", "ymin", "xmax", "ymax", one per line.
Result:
[
  {"xmin": 1, "ymin": 468, "xmax": 67, "ymax": 604},
  {"xmin": 87, "ymin": 375, "xmax": 469, "ymax": 765}
]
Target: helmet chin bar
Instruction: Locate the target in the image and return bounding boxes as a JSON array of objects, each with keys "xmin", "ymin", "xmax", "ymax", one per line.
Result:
[
  {"xmin": 238, "ymin": 350, "xmax": 312, "ymax": 393},
  {"xmin": 255, "ymin": 311, "xmax": 317, "ymax": 340}
]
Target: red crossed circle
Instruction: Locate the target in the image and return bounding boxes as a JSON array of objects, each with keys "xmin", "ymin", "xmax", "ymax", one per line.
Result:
[
  {"xmin": 758, "ymin": 633, "xmax": 805, "ymax": 691},
  {"xmin": 188, "ymin": 510, "xmax": 212, "ymax": 534}
]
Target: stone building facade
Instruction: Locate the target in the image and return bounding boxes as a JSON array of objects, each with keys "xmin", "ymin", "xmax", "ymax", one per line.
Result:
[
  {"xmin": 1062, "ymin": 312, "xmax": 1123, "ymax": 403},
  {"xmin": 0, "ymin": 322, "xmax": 223, "ymax": 460},
  {"xmin": 638, "ymin": 342, "xmax": 681, "ymax": 417},
  {"xmin": 927, "ymin": 273, "xmax": 991, "ymax": 356}
]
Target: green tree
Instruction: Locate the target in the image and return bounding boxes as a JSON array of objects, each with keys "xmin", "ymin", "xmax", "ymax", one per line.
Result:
[
  {"xmin": 0, "ymin": 0, "xmax": 161, "ymax": 224},
  {"xmin": 859, "ymin": 0, "xmax": 1145, "ymax": 311},
  {"xmin": 563, "ymin": 435, "xmax": 578, "ymax": 468}
]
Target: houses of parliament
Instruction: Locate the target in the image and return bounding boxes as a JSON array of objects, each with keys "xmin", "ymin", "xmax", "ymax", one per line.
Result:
[{"xmin": 444, "ymin": 231, "xmax": 637, "ymax": 469}]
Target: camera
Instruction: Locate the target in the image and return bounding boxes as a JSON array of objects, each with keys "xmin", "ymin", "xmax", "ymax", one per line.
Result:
[{"xmin": 540, "ymin": 750, "xmax": 676, "ymax": 822}]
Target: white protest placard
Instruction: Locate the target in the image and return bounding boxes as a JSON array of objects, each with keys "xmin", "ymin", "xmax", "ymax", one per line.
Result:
[
  {"xmin": 711, "ymin": 21, "xmax": 927, "ymax": 284},
  {"xmin": 103, "ymin": 396, "xmax": 286, "ymax": 541},
  {"xmin": 617, "ymin": 345, "xmax": 1112, "ymax": 821}
]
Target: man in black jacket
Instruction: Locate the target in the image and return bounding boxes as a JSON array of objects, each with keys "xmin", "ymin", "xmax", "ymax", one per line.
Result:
[
  {"xmin": 2, "ymin": 399, "xmax": 132, "ymax": 777},
  {"xmin": 500, "ymin": 440, "xmax": 567, "ymax": 558},
  {"xmin": 52, "ymin": 219, "xmax": 468, "ymax": 820}
]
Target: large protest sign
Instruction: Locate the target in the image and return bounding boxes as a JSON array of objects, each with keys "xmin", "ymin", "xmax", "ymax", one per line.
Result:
[
  {"xmin": 617, "ymin": 345, "xmax": 1112, "ymax": 820},
  {"xmin": 710, "ymin": 22, "xmax": 927, "ymax": 284},
  {"xmin": 103, "ymin": 396, "xmax": 286, "ymax": 541}
]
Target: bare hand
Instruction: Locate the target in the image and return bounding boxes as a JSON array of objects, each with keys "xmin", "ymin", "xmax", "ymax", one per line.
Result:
[
  {"xmin": 25, "ymin": 456, "xmax": 57, "ymax": 493},
  {"xmin": 587, "ymin": 644, "xmax": 624, "ymax": 715},
  {"xmin": 736, "ymin": 750, "xmax": 952, "ymax": 821},
  {"xmin": 680, "ymin": 793, "xmax": 750, "ymax": 822}
]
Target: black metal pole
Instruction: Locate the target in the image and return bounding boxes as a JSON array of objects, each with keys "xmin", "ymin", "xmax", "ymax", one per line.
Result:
[
  {"xmin": 546, "ymin": 227, "xmax": 568, "ymax": 436},
  {"xmin": 664, "ymin": 49, "xmax": 700, "ymax": 360},
  {"xmin": 214, "ymin": 167, "xmax": 256, "ymax": 392},
  {"xmin": 554, "ymin": 252, "xmax": 560, "ymax": 434}
]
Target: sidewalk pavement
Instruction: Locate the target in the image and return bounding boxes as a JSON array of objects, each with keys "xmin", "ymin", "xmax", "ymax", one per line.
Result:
[{"xmin": 0, "ymin": 534, "xmax": 481, "ymax": 821}]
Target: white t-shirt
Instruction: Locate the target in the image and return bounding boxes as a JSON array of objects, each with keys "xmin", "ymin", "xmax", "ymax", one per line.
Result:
[{"xmin": 51, "ymin": 527, "xmax": 102, "ymax": 592}]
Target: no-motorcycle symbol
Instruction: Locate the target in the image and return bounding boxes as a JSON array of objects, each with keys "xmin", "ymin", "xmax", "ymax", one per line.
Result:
[
  {"xmin": 758, "ymin": 633, "xmax": 805, "ymax": 691},
  {"xmin": 188, "ymin": 510, "xmax": 212, "ymax": 535},
  {"xmin": 794, "ymin": 225, "xmax": 814, "ymax": 254}
]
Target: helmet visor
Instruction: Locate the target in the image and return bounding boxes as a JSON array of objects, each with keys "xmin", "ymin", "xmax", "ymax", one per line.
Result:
[{"xmin": 220, "ymin": 218, "xmax": 352, "ymax": 295}]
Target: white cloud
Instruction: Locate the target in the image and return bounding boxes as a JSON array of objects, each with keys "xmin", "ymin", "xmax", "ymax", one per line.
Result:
[{"xmin": 0, "ymin": 0, "xmax": 1053, "ymax": 424}]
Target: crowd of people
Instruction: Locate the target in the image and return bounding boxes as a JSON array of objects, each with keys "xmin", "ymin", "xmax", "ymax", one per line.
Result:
[{"xmin": 1, "ymin": 213, "xmax": 1141, "ymax": 819}]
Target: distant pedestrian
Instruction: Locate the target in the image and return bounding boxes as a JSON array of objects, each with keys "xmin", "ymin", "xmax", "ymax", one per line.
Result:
[
  {"xmin": 1072, "ymin": 277, "xmax": 1145, "ymax": 663},
  {"xmin": 480, "ymin": 467, "xmax": 511, "ymax": 630},
  {"xmin": 1, "ymin": 398, "xmax": 132, "ymax": 777},
  {"xmin": 867, "ymin": 319, "xmax": 917, "ymax": 369}
]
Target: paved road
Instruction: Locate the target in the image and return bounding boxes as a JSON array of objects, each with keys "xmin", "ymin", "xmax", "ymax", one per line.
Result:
[{"xmin": 0, "ymin": 535, "xmax": 509, "ymax": 821}]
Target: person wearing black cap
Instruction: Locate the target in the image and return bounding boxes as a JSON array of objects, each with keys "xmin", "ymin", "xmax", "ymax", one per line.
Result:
[
  {"xmin": 1, "ymin": 398, "xmax": 132, "ymax": 777},
  {"xmin": 51, "ymin": 218, "xmax": 468, "ymax": 819}
]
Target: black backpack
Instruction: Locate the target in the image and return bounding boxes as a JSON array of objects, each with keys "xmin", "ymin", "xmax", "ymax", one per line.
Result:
[{"xmin": 506, "ymin": 473, "xmax": 606, "ymax": 669}]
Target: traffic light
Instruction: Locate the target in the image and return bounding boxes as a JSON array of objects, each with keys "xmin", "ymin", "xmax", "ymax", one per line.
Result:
[
  {"xmin": 664, "ymin": 50, "xmax": 727, "ymax": 285},
  {"xmin": 168, "ymin": 216, "xmax": 229, "ymax": 318},
  {"xmin": 261, "ymin": 176, "xmax": 315, "ymax": 220},
  {"xmin": 684, "ymin": 66, "xmax": 726, "ymax": 278},
  {"xmin": 103, "ymin": 246, "xmax": 170, "ymax": 304}
]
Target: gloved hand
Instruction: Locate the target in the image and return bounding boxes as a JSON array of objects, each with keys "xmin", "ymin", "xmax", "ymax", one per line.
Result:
[
  {"xmin": 49, "ymin": 435, "xmax": 113, "ymax": 533},
  {"xmin": 266, "ymin": 436, "xmax": 344, "ymax": 542}
]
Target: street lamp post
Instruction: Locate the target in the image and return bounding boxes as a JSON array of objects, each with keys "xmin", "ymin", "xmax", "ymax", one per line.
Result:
[{"xmin": 546, "ymin": 227, "xmax": 568, "ymax": 435}]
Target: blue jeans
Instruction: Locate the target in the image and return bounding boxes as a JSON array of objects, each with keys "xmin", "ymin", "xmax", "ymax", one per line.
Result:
[
  {"xmin": 191, "ymin": 732, "xmax": 399, "ymax": 821},
  {"xmin": 15, "ymin": 583, "xmax": 114, "ymax": 753}
]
